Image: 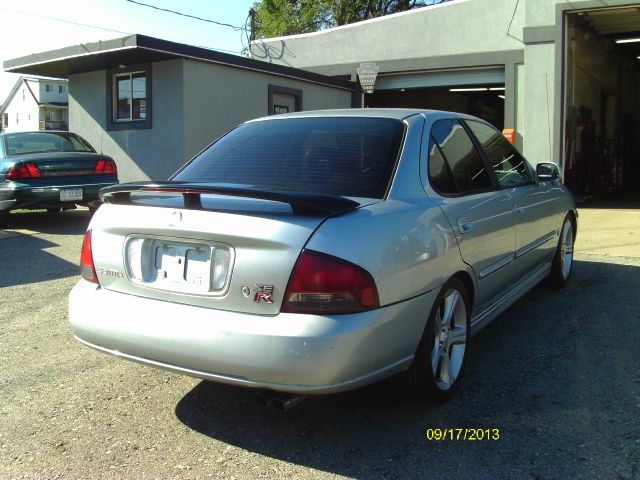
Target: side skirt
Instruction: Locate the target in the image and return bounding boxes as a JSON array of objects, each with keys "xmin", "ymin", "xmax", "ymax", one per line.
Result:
[{"xmin": 470, "ymin": 262, "xmax": 551, "ymax": 335}]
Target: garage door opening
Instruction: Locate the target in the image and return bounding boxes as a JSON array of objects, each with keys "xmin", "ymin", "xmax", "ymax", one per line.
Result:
[
  {"xmin": 564, "ymin": 8, "xmax": 640, "ymax": 200},
  {"xmin": 365, "ymin": 85, "xmax": 505, "ymax": 130}
]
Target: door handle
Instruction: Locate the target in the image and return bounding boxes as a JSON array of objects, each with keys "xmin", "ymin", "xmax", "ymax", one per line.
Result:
[
  {"xmin": 514, "ymin": 205, "xmax": 525, "ymax": 216},
  {"xmin": 457, "ymin": 217, "xmax": 475, "ymax": 234}
]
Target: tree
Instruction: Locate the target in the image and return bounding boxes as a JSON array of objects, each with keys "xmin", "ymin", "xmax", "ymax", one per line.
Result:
[{"xmin": 251, "ymin": 0, "xmax": 451, "ymax": 39}]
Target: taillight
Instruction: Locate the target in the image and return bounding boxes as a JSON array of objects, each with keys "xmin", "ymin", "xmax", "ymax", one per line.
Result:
[
  {"xmin": 6, "ymin": 162, "xmax": 41, "ymax": 180},
  {"xmin": 282, "ymin": 250, "xmax": 379, "ymax": 314},
  {"xmin": 94, "ymin": 159, "xmax": 117, "ymax": 175},
  {"xmin": 80, "ymin": 230, "xmax": 99, "ymax": 284}
]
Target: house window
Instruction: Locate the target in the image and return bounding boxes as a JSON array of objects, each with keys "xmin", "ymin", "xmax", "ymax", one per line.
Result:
[
  {"xmin": 114, "ymin": 72, "xmax": 147, "ymax": 121},
  {"xmin": 46, "ymin": 84, "xmax": 50, "ymax": 92},
  {"xmin": 16, "ymin": 113, "xmax": 19, "ymax": 124},
  {"xmin": 22, "ymin": 89, "xmax": 25, "ymax": 100},
  {"xmin": 107, "ymin": 65, "xmax": 152, "ymax": 131},
  {"xmin": 59, "ymin": 85, "xmax": 63, "ymax": 93}
]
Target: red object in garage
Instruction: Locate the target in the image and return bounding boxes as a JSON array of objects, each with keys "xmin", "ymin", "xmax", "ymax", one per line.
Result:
[{"xmin": 502, "ymin": 128, "xmax": 516, "ymax": 144}]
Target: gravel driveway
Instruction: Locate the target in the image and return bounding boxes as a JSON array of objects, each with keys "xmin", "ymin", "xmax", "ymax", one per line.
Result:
[{"xmin": 1, "ymin": 207, "xmax": 639, "ymax": 479}]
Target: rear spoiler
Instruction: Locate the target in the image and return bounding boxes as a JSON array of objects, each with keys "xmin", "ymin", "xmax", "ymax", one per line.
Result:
[{"xmin": 99, "ymin": 182, "xmax": 361, "ymax": 216}]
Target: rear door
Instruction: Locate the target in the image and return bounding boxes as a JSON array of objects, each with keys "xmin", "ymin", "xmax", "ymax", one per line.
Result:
[
  {"xmin": 464, "ymin": 120, "xmax": 558, "ymax": 278},
  {"xmin": 424, "ymin": 118, "xmax": 518, "ymax": 312}
]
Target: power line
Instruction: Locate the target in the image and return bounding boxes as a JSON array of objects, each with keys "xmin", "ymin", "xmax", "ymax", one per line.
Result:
[
  {"xmin": 0, "ymin": 5, "xmax": 245, "ymax": 56},
  {"xmin": 0, "ymin": 7, "xmax": 132, "ymax": 35},
  {"xmin": 125, "ymin": 0, "xmax": 244, "ymax": 31}
]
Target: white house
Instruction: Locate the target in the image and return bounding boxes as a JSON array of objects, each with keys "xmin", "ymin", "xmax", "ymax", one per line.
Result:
[{"xmin": 0, "ymin": 76, "xmax": 69, "ymax": 132}]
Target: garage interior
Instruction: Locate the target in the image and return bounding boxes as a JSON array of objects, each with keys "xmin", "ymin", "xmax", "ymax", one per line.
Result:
[
  {"xmin": 365, "ymin": 85, "xmax": 505, "ymax": 130},
  {"xmin": 565, "ymin": 7, "xmax": 640, "ymax": 200},
  {"xmin": 361, "ymin": 67, "xmax": 506, "ymax": 130}
]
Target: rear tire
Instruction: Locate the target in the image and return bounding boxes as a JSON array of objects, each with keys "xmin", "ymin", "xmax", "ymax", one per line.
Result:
[
  {"xmin": 548, "ymin": 213, "xmax": 575, "ymax": 288},
  {"xmin": 399, "ymin": 277, "xmax": 471, "ymax": 404}
]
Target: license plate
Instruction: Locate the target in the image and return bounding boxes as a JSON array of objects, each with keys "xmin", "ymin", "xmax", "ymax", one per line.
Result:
[
  {"xmin": 125, "ymin": 237, "xmax": 232, "ymax": 295},
  {"xmin": 154, "ymin": 245, "xmax": 211, "ymax": 286},
  {"xmin": 60, "ymin": 188, "xmax": 83, "ymax": 201}
]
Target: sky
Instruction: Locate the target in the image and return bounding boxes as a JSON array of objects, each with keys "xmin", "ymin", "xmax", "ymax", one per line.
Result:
[{"xmin": 0, "ymin": 0, "xmax": 256, "ymax": 103}]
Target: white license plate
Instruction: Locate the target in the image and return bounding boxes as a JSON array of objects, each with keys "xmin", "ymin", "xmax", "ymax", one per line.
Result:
[
  {"xmin": 125, "ymin": 237, "xmax": 232, "ymax": 295},
  {"xmin": 60, "ymin": 188, "xmax": 83, "ymax": 201}
]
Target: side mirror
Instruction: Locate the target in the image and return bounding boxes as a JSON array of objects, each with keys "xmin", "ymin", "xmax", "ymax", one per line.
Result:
[{"xmin": 536, "ymin": 162, "xmax": 561, "ymax": 182}]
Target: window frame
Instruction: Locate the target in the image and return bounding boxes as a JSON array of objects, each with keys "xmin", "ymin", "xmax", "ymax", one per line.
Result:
[
  {"xmin": 171, "ymin": 117, "xmax": 406, "ymax": 200},
  {"xmin": 462, "ymin": 119, "xmax": 535, "ymax": 189},
  {"xmin": 268, "ymin": 85, "xmax": 302, "ymax": 116},
  {"xmin": 106, "ymin": 64, "xmax": 152, "ymax": 131},
  {"xmin": 424, "ymin": 117, "xmax": 498, "ymax": 197}
]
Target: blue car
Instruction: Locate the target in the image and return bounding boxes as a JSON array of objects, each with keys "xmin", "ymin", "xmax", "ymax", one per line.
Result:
[{"xmin": 0, "ymin": 131, "xmax": 118, "ymax": 228}]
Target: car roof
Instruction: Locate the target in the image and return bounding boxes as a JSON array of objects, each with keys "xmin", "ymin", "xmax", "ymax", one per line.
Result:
[
  {"xmin": 248, "ymin": 108, "xmax": 446, "ymax": 123},
  {"xmin": 0, "ymin": 130, "xmax": 75, "ymax": 137}
]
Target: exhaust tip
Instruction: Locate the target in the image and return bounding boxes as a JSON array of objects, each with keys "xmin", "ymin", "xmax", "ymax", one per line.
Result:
[{"xmin": 255, "ymin": 391, "xmax": 306, "ymax": 411}]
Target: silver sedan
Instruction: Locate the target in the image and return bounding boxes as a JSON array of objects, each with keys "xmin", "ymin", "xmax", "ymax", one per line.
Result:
[{"xmin": 69, "ymin": 109, "xmax": 576, "ymax": 405}]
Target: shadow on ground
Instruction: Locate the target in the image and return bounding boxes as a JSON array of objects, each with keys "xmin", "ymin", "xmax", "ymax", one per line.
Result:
[
  {"xmin": 0, "ymin": 210, "xmax": 89, "ymax": 287},
  {"xmin": 175, "ymin": 259, "xmax": 640, "ymax": 478},
  {"xmin": 4, "ymin": 209, "xmax": 91, "ymax": 235}
]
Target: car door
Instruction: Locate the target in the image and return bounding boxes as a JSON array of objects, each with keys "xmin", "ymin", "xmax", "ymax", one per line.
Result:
[
  {"xmin": 464, "ymin": 120, "xmax": 558, "ymax": 279},
  {"xmin": 423, "ymin": 118, "xmax": 519, "ymax": 313}
]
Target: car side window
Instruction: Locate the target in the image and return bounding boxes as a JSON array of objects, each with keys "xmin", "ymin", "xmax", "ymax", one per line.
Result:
[
  {"xmin": 465, "ymin": 120, "xmax": 533, "ymax": 188},
  {"xmin": 430, "ymin": 119, "xmax": 492, "ymax": 194},
  {"xmin": 427, "ymin": 135, "xmax": 457, "ymax": 195}
]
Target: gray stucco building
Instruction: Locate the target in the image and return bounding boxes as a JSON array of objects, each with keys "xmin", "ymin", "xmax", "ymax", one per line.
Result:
[
  {"xmin": 4, "ymin": 35, "xmax": 356, "ymax": 182},
  {"xmin": 251, "ymin": 0, "xmax": 640, "ymax": 198}
]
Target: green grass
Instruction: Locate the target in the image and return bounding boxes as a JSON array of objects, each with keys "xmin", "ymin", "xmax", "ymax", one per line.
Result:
[{"xmin": 10, "ymin": 209, "xmax": 48, "ymax": 214}]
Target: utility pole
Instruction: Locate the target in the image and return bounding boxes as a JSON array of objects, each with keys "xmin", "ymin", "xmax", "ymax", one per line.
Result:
[{"xmin": 249, "ymin": 8, "xmax": 257, "ymax": 43}]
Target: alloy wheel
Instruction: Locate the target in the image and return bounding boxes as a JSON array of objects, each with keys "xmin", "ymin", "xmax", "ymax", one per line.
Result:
[
  {"xmin": 430, "ymin": 288, "xmax": 468, "ymax": 391},
  {"xmin": 560, "ymin": 220, "xmax": 574, "ymax": 279}
]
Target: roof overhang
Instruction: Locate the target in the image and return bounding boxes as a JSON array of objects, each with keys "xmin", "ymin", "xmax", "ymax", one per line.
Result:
[{"xmin": 4, "ymin": 34, "xmax": 355, "ymax": 91}]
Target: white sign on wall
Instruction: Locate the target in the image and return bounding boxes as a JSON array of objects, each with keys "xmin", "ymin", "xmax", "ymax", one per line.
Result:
[{"xmin": 357, "ymin": 63, "xmax": 379, "ymax": 94}]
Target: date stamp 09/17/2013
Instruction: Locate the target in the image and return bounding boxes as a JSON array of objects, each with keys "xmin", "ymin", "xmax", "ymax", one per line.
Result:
[{"xmin": 426, "ymin": 428, "xmax": 501, "ymax": 441}]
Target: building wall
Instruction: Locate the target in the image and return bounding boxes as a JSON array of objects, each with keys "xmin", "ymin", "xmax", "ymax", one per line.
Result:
[
  {"xmin": 69, "ymin": 58, "xmax": 352, "ymax": 183},
  {"xmin": 251, "ymin": 0, "xmax": 524, "ymax": 77},
  {"xmin": 69, "ymin": 59, "xmax": 185, "ymax": 183},
  {"xmin": 2, "ymin": 81, "xmax": 40, "ymax": 132},
  {"xmin": 182, "ymin": 60, "xmax": 353, "ymax": 160},
  {"xmin": 251, "ymin": 0, "xmax": 526, "ymax": 151},
  {"xmin": 34, "ymin": 79, "xmax": 68, "ymax": 105},
  {"xmin": 252, "ymin": 0, "xmax": 640, "ymax": 169}
]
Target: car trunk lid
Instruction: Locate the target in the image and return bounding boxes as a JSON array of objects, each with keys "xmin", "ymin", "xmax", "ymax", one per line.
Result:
[
  {"xmin": 12, "ymin": 152, "xmax": 105, "ymax": 178},
  {"xmin": 89, "ymin": 182, "xmax": 370, "ymax": 315}
]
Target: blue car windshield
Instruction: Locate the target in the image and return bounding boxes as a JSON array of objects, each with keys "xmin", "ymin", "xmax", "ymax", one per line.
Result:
[
  {"xmin": 173, "ymin": 117, "xmax": 405, "ymax": 199},
  {"xmin": 4, "ymin": 132, "xmax": 95, "ymax": 156}
]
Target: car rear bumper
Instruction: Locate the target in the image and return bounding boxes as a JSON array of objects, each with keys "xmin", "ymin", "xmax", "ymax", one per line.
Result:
[
  {"xmin": 0, "ymin": 199, "xmax": 16, "ymax": 210},
  {"xmin": 69, "ymin": 280, "xmax": 437, "ymax": 394},
  {"xmin": 0, "ymin": 180, "xmax": 116, "ymax": 211}
]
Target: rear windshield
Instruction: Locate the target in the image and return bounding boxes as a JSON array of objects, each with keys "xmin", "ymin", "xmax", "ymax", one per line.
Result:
[
  {"xmin": 4, "ymin": 132, "xmax": 95, "ymax": 156},
  {"xmin": 173, "ymin": 117, "xmax": 405, "ymax": 198}
]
